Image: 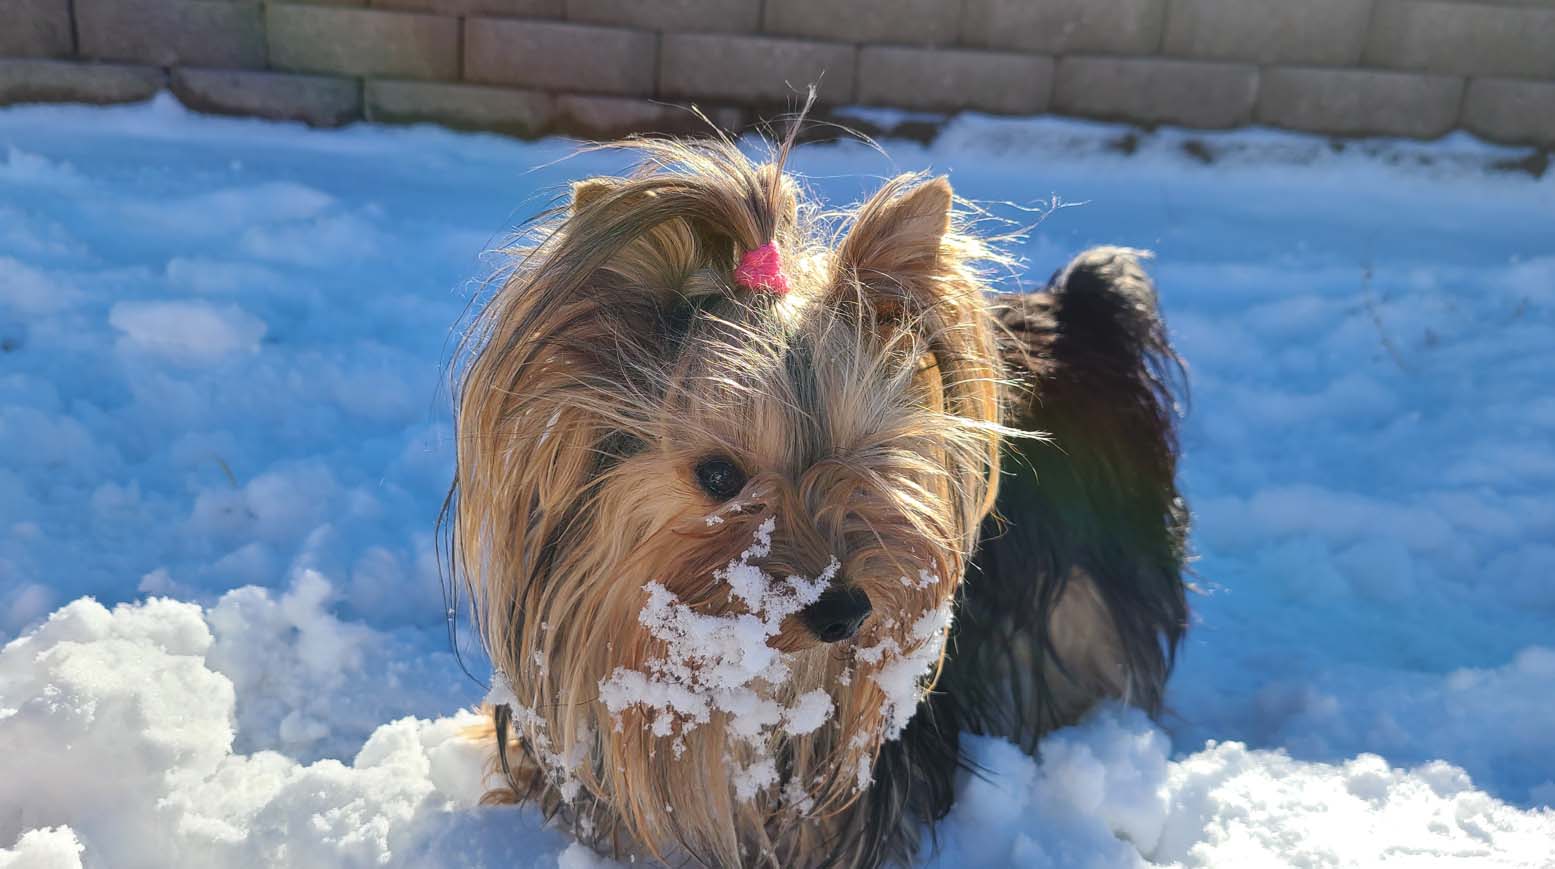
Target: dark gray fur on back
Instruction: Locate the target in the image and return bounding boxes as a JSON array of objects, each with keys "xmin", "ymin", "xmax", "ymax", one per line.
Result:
[{"xmin": 836, "ymin": 247, "xmax": 1190, "ymax": 867}]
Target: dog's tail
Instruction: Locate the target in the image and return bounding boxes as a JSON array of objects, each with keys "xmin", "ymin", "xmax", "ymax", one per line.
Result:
[{"xmin": 953, "ymin": 247, "xmax": 1190, "ymax": 746}]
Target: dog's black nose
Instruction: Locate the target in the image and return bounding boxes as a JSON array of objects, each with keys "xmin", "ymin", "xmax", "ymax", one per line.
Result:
[{"xmin": 802, "ymin": 586, "xmax": 872, "ymax": 643}]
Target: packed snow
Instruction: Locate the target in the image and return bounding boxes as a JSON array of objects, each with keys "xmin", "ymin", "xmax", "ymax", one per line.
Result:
[{"xmin": 2, "ymin": 94, "xmax": 1553, "ymax": 866}]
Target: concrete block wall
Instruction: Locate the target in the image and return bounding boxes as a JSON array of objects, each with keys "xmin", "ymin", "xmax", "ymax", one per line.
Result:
[{"xmin": 1, "ymin": 0, "xmax": 1552, "ymax": 146}]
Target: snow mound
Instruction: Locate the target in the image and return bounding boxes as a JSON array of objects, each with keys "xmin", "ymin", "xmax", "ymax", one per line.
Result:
[
  {"xmin": 0, "ymin": 827, "xmax": 84, "ymax": 869},
  {"xmin": 205, "ymin": 569, "xmax": 468, "ymax": 762},
  {"xmin": 927, "ymin": 711, "xmax": 1555, "ymax": 868},
  {"xmin": 0, "ymin": 592, "xmax": 581, "ymax": 868},
  {"xmin": 5, "ymin": 595, "xmax": 1551, "ymax": 868}
]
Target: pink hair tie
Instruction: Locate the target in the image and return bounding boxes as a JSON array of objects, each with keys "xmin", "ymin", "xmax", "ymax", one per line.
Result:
[{"xmin": 734, "ymin": 241, "xmax": 789, "ymax": 295}]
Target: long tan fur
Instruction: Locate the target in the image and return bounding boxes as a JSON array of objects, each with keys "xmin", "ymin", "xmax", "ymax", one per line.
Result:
[{"xmin": 448, "ymin": 127, "xmax": 1012, "ymax": 866}]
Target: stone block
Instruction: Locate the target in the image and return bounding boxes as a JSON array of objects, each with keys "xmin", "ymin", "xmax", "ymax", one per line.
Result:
[
  {"xmin": 555, "ymin": 93, "xmax": 742, "ymax": 136},
  {"xmin": 961, "ymin": 0, "xmax": 1166, "ymax": 55},
  {"xmin": 171, "ymin": 68, "xmax": 361, "ymax": 127},
  {"xmin": 556, "ymin": 93, "xmax": 679, "ymax": 136},
  {"xmin": 659, "ymin": 32, "xmax": 856, "ymax": 103},
  {"xmin": 763, "ymin": 0, "xmax": 959, "ymax": 44},
  {"xmin": 76, "ymin": 0, "xmax": 265, "ymax": 68},
  {"xmin": 1256, "ymin": 66, "xmax": 1465, "ymax": 139},
  {"xmin": 465, "ymin": 19, "xmax": 655, "ymax": 96},
  {"xmin": 373, "ymin": 0, "xmax": 562, "ymax": 15},
  {"xmin": 1460, "ymin": 77, "xmax": 1555, "ymax": 146},
  {"xmin": 1053, "ymin": 56, "xmax": 1257, "ymax": 128},
  {"xmin": 858, "ymin": 46, "xmax": 1053, "ymax": 114},
  {"xmin": 1366, "ymin": 0, "xmax": 1555, "ymax": 79},
  {"xmin": 0, "ymin": 0, "xmax": 73, "ymax": 58},
  {"xmin": 567, "ymin": 0, "xmax": 758, "ymax": 33},
  {"xmin": 267, "ymin": 4, "xmax": 459, "ymax": 80},
  {"xmin": 366, "ymin": 79, "xmax": 554, "ymax": 135},
  {"xmin": 1162, "ymin": 0, "xmax": 1371, "ymax": 65},
  {"xmin": 0, "ymin": 59, "xmax": 164, "ymax": 105}
]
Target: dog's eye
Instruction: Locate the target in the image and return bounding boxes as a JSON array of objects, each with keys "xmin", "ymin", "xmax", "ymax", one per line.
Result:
[{"xmin": 695, "ymin": 457, "xmax": 746, "ymax": 500}]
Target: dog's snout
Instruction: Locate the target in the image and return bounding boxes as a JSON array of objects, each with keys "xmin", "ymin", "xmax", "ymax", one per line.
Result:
[{"xmin": 802, "ymin": 586, "xmax": 872, "ymax": 644}]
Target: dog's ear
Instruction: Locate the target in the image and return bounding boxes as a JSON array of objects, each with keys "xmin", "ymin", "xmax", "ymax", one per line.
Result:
[
  {"xmin": 832, "ymin": 175, "xmax": 989, "ymax": 364},
  {"xmin": 833, "ymin": 175, "xmax": 954, "ymax": 318},
  {"xmin": 834, "ymin": 174, "xmax": 1002, "ymax": 532}
]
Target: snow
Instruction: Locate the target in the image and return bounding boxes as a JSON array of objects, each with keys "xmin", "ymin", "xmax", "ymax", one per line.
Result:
[
  {"xmin": 0, "ymin": 591, "xmax": 565, "ymax": 868},
  {"xmin": 856, "ymin": 596, "xmax": 956, "ymax": 742},
  {"xmin": 597, "ymin": 520, "xmax": 838, "ymax": 767},
  {"xmin": 1, "ymin": 93, "xmax": 1553, "ymax": 866},
  {"xmin": 0, "ymin": 827, "xmax": 84, "ymax": 869},
  {"xmin": 110, "ymin": 299, "xmax": 267, "ymax": 363},
  {"xmin": 929, "ymin": 712, "xmax": 1555, "ymax": 868}
]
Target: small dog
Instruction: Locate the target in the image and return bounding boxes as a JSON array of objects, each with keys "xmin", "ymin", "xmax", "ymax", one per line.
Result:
[{"xmin": 446, "ymin": 124, "xmax": 1188, "ymax": 867}]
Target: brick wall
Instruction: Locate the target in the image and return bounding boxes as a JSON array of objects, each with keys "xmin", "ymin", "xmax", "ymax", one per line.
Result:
[{"xmin": 1, "ymin": 0, "xmax": 1552, "ymax": 147}]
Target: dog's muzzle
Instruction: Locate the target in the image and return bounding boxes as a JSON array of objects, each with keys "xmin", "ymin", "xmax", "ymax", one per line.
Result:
[{"xmin": 801, "ymin": 585, "xmax": 873, "ymax": 643}]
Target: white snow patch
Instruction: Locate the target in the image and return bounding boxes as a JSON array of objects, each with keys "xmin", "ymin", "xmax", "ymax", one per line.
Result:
[
  {"xmin": 597, "ymin": 520, "xmax": 836, "ymax": 801},
  {"xmin": 783, "ymin": 689, "xmax": 834, "ymax": 737},
  {"xmin": 924, "ymin": 708, "xmax": 1555, "ymax": 868},
  {"xmin": 165, "ymin": 257, "xmax": 284, "ymax": 295},
  {"xmin": 0, "ymin": 145, "xmax": 85, "ymax": 189},
  {"xmin": 0, "ymin": 593, "xmax": 583, "ymax": 868},
  {"xmin": 109, "ymin": 300, "xmax": 267, "ymax": 364},
  {"xmin": 116, "ymin": 181, "xmax": 334, "ymax": 239},
  {"xmin": 0, "ymin": 256, "xmax": 79, "ymax": 315},
  {"xmin": 240, "ymin": 210, "xmax": 382, "ymax": 266},
  {"xmin": 0, "ymin": 205, "xmax": 84, "ymax": 258},
  {"xmin": 0, "ymin": 827, "xmax": 84, "ymax": 869},
  {"xmin": 857, "ymin": 595, "xmax": 954, "ymax": 741}
]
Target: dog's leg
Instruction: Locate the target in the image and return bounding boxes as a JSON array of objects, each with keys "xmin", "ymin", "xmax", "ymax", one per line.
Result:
[{"xmin": 944, "ymin": 246, "xmax": 1191, "ymax": 752}]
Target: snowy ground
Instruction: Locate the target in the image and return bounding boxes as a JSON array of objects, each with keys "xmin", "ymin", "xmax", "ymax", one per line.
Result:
[{"xmin": 1, "ymin": 95, "xmax": 1552, "ymax": 867}]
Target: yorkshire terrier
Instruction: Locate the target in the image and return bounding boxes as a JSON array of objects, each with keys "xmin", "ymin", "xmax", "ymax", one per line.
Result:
[{"xmin": 446, "ymin": 123, "xmax": 1188, "ymax": 867}]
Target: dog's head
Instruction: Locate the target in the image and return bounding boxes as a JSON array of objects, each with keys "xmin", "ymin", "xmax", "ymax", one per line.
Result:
[{"xmin": 452, "ymin": 135, "xmax": 1005, "ymax": 863}]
